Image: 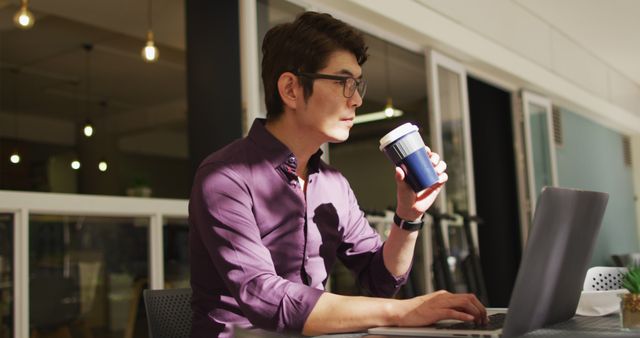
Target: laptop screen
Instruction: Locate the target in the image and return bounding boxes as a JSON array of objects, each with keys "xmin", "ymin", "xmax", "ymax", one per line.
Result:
[{"xmin": 502, "ymin": 187, "xmax": 608, "ymax": 337}]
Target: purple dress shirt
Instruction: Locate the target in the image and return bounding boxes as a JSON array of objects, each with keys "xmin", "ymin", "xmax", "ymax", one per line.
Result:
[{"xmin": 189, "ymin": 119, "xmax": 409, "ymax": 337}]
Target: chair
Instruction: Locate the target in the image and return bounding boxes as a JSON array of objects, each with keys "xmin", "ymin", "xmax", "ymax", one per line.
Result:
[
  {"xmin": 583, "ymin": 266, "xmax": 627, "ymax": 291},
  {"xmin": 612, "ymin": 253, "xmax": 640, "ymax": 267},
  {"xmin": 143, "ymin": 288, "xmax": 192, "ymax": 338}
]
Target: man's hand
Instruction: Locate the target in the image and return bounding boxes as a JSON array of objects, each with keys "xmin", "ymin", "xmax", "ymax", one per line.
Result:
[
  {"xmin": 395, "ymin": 290, "xmax": 488, "ymax": 327},
  {"xmin": 303, "ymin": 290, "xmax": 487, "ymax": 335},
  {"xmin": 395, "ymin": 147, "xmax": 448, "ymax": 221}
]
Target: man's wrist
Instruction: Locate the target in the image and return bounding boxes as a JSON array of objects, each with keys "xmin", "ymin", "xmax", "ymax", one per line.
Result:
[
  {"xmin": 393, "ymin": 213, "xmax": 424, "ymax": 231},
  {"xmin": 395, "ymin": 210, "xmax": 424, "ymax": 223}
]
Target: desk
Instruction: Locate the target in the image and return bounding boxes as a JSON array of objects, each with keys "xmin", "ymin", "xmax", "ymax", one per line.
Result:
[
  {"xmin": 520, "ymin": 314, "xmax": 637, "ymax": 337},
  {"xmin": 236, "ymin": 314, "xmax": 637, "ymax": 338}
]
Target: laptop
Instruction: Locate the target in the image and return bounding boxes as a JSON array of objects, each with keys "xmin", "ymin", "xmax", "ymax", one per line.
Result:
[{"xmin": 368, "ymin": 187, "xmax": 609, "ymax": 338}]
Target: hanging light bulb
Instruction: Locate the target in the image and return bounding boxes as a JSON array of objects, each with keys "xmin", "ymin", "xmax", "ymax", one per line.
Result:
[
  {"xmin": 141, "ymin": 0, "xmax": 159, "ymax": 62},
  {"xmin": 384, "ymin": 98, "xmax": 395, "ymax": 117},
  {"xmin": 9, "ymin": 151, "xmax": 21, "ymax": 164},
  {"xmin": 354, "ymin": 42, "xmax": 404, "ymax": 125},
  {"xmin": 13, "ymin": 0, "xmax": 35, "ymax": 30},
  {"xmin": 98, "ymin": 159, "xmax": 108, "ymax": 172},
  {"xmin": 71, "ymin": 160, "xmax": 81, "ymax": 170},
  {"xmin": 142, "ymin": 31, "xmax": 159, "ymax": 62},
  {"xmin": 82, "ymin": 43, "xmax": 96, "ymax": 137},
  {"xmin": 83, "ymin": 119, "xmax": 94, "ymax": 137}
]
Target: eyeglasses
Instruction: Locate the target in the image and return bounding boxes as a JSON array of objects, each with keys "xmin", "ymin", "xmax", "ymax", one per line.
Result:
[{"xmin": 294, "ymin": 71, "xmax": 367, "ymax": 99}]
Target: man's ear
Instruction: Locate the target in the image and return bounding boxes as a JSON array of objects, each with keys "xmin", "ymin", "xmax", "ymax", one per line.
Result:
[{"xmin": 277, "ymin": 72, "xmax": 300, "ymax": 110}]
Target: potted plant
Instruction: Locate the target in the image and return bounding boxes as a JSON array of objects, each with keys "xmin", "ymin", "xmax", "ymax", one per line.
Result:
[
  {"xmin": 126, "ymin": 177, "xmax": 152, "ymax": 197},
  {"xmin": 621, "ymin": 265, "xmax": 640, "ymax": 330}
]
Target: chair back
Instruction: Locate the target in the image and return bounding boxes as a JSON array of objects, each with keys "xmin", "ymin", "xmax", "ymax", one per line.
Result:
[
  {"xmin": 612, "ymin": 253, "xmax": 640, "ymax": 267},
  {"xmin": 583, "ymin": 266, "xmax": 627, "ymax": 291},
  {"xmin": 143, "ymin": 288, "xmax": 192, "ymax": 338}
]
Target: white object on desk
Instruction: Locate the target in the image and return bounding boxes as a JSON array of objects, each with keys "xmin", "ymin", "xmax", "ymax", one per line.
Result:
[
  {"xmin": 577, "ymin": 266, "xmax": 628, "ymax": 316},
  {"xmin": 576, "ymin": 288, "xmax": 627, "ymax": 316}
]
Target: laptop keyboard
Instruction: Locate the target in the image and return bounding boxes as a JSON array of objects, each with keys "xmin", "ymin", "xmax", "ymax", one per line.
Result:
[{"xmin": 437, "ymin": 313, "xmax": 506, "ymax": 331}]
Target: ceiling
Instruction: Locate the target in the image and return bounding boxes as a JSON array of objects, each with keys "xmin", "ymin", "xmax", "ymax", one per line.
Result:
[
  {"xmin": 0, "ymin": 0, "xmax": 186, "ymax": 129},
  {"xmin": 515, "ymin": 0, "xmax": 640, "ymax": 86},
  {"xmin": 416, "ymin": 0, "xmax": 640, "ymax": 88}
]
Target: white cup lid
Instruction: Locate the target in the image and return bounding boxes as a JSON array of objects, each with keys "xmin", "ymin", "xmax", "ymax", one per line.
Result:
[{"xmin": 379, "ymin": 123, "xmax": 418, "ymax": 151}]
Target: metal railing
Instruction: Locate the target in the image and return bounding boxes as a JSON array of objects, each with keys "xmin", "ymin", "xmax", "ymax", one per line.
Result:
[{"xmin": 0, "ymin": 190, "xmax": 188, "ymax": 338}]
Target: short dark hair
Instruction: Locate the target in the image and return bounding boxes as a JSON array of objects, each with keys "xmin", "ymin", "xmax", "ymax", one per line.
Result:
[{"xmin": 261, "ymin": 11, "xmax": 368, "ymax": 120}]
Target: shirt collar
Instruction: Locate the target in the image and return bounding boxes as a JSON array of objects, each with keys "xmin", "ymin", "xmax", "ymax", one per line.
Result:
[{"xmin": 248, "ymin": 118, "xmax": 323, "ymax": 172}]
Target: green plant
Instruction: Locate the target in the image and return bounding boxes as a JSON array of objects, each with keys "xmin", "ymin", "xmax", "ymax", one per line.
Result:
[
  {"xmin": 621, "ymin": 265, "xmax": 640, "ymax": 326},
  {"xmin": 623, "ymin": 266, "xmax": 640, "ymax": 294}
]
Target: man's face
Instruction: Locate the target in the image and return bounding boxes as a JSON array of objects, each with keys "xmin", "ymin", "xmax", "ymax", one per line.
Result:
[{"xmin": 295, "ymin": 50, "xmax": 364, "ymax": 143}]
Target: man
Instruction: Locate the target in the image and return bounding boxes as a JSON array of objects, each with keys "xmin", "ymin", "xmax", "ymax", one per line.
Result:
[{"xmin": 189, "ymin": 11, "xmax": 486, "ymax": 338}]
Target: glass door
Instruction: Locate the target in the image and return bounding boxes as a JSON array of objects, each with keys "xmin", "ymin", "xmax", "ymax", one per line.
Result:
[
  {"xmin": 521, "ymin": 91, "xmax": 558, "ymax": 215},
  {"xmin": 426, "ymin": 50, "xmax": 477, "ymax": 293}
]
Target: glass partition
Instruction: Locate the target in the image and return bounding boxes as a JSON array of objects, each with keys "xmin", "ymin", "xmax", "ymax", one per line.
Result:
[
  {"xmin": 163, "ymin": 218, "xmax": 189, "ymax": 289},
  {"xmin": 0, "ymin": 214, "xmax": 12, "ymax": 338},
  {"xmin": 436, "ymin": 65, "xmax": 471, "ymax": 292},
  {"xmin": 0, "ymin": 1, "xmax": 189, "ymax": 199},
  {"xmin": 256, "ymin": 0, "xmax": 306, "ymax": 117},
  {"xmin": 427, "ymin": 50, "xmax": 477, "ymax": 295},
  {"xmin": 29, "ymin": 215, "xmax": 149, "ymax": 338},
  {"xmin": 522, "ymin": 91, "xmax": 558, "ymax": 213},
  {"xmin": 438, "ymin": 66, "xmax": 470, "ymax": 215},
  {"xmin": 529, "ymin": 103, "xmax": 553, "ymax": 198}
]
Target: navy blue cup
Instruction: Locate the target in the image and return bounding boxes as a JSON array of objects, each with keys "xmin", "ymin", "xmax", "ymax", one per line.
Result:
[{"xmin": 379, "ymin": 123, "xmax": 439, "ymax": 192}]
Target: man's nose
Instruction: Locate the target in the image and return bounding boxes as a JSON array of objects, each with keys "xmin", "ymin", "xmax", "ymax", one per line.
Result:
[{"xmin": 349, "ymin": 90, "xmax": 363, "ymax": 108}]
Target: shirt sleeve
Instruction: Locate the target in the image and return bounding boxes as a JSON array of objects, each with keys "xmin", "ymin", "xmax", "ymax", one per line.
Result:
[
  {"xmin": 337, "ymin": 181, "xmax": 411, "ymax": 297},
  {"xmin": 191, "ymin": 163, "xmax": 324, "ymax": 332}
]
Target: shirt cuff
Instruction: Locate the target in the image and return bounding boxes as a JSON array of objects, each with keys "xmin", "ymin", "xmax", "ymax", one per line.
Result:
[
  {"xmin": 368, "ymin": 243, "xmax": 412, "ymax": 297},
  {"xmin": 277, "ymin": 283, "xmax": 325, "ymax": 333}
]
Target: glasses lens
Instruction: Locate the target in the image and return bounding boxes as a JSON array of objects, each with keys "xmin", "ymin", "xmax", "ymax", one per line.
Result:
[
  {"xmin": 343, "ymin": 78, "xmax": 356, "ymax": 98},
  {"xmin": 343, "ymin": 78, "xmax": 366, "ymax": 99},
  {"xmin": 356, "ymin": 78, "xmax": 367, "ymax": 99}
]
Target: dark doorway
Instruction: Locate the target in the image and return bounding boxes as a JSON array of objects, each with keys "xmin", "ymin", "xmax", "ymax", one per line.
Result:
[{"xmin": 467, "ymin": 76, "xmax": 521, "ymax": 307}]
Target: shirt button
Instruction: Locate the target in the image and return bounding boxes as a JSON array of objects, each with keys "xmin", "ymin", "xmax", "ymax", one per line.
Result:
[{"xmin": 305, "ymin": 255, "xmax": 309, "ymax": 262}]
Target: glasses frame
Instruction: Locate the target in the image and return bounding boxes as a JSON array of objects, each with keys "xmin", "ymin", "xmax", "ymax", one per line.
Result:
[{"xmin": 293, "ymin": 71, "xmax": 367, "ymax": 99}]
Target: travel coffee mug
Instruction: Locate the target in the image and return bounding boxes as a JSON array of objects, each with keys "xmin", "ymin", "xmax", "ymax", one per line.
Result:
[{"xmin": 379, "ymin": 123, "xmax": 439, "ymax": 192}]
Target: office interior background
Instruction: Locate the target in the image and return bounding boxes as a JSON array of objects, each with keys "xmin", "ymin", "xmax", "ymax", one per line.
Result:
[{"xmin": 1, "ymin": 0, "xmax": 639, "ymax": 337}]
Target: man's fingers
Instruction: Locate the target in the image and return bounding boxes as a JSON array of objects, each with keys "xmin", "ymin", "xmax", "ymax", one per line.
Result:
[
  {"xmin": 465, "ymin": 294, "xmax": 488, "ymax": 323},
  {"xmin": 443, "ymin": 296, "xmax": 483, "ymax": 319},
  {"xmin": 438, "ymin": 172, "xmax": 448, "ymax": 184},
  {"xmin": 434, "ymin": 308, "xmax": 474, "ymax": 323},
  {"xmin": 395, "ymin": 166, "xmax": 405, "ymax": 182},
  {"xmin": 431, "ymin": 293, "xmax": 486, "ymax": 323},
  {"xmin": 429, "ymin": 152, "xmax": 440, "ymax": 165}
]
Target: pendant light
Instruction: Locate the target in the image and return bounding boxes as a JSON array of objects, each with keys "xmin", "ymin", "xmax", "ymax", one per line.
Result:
[
  {"xmin": 13, "ymin": 0, "xmax": 35, "ymax": 29},
  {"xmin": 141, "ymin": 0, "xmax": 159, "ymax": 62},
  {"xmin": 354, "ymin": 42, "xmax": 404, "ymax": 125},
  {"xmin": 98, "ymin": 159, "xmax": 108, "ymax": 172},
  {"xmin": 382, "ymin": 42, "xmax": 402, "ymax": 118},
  {"xmin": 97, "ymin": 101, "xmax": 108, "ymax": 173},
  {"xmin": 10, "ymin": 69, "xmax": 22, "ymax": 164},
  {"xmin": 82, "ymin": 43, "xmax": 94, "ymax": 138},
  {"xmin": 9, "ymin": 151, "xmax": 21, "ymax": 164}
]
